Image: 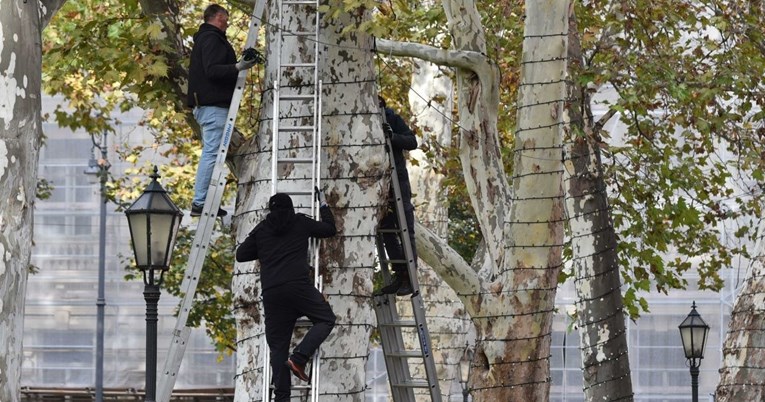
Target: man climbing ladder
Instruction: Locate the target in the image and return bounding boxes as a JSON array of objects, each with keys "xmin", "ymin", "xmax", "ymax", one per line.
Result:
[
  {"xmin": 155, "ymin": 2, "xmax": 268, "ymax": 401},
  {"xmin": 373, "ymin": 99, "xmax": 442, "ymax": 402},
  {"xmin": 235, "ymin": 191, "xmax": 337, "ymax": 401}
]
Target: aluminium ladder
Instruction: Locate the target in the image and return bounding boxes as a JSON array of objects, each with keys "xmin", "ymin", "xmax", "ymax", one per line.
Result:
[
  {"xmin": 155, "ymin": 1, "xmax": 268, "ymax": 401},
  {"xmin": 262, "ymin": 0, "xmax": 324, "ymax": 400},
  {"xmin": 373, "ymin": 109, "xmax": 442, "ymax": 402}
]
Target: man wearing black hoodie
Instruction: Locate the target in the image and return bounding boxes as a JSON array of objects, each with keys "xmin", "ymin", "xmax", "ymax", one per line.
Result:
[
  {"xmin": 236, "ymin": 192, "xmax": 337, "ymax": 401},
  {"xmin": 187, "ymin": 4, "xmax": 258, "ymax": 217}
]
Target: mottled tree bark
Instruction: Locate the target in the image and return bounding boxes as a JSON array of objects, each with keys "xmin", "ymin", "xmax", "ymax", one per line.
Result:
[
  {"xmin": 716, "ymin": 217, "xmax": 765, "ymax": 401},
  {"xmin": 231, "ymin": 1, "xmax": 380, "ymax": 401},
  {"xmin": 563, "ymin": 4, "xmax": 634, "ymax": 401},
  {"xmin": 0, "ymin": 1, "xmax": 51, "ymax": 400},
  {"xmin": 380, "ymin": 0, "xmax": 569, "ymax": 399}
]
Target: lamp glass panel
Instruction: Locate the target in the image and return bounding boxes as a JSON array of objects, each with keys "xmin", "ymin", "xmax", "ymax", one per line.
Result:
[
  {"xmin": 150, "ymin": 193, "xmax": 175, "ymax": 211},
  {"xmin": 127, "ymin": 213, "xmax": 148, "ymax": 266},
  {"xmin": 167, "ymin": 215, "xmax": 181, "ymax": 263},
  {"xmin": 692, "ymin": 326, "xmax": 707, "ymax": 357},
  {"xmin": 680, "ymin": 327, "xmax": 692, "ymax": 358},
  {"xmin": 149, "ymin": 213, "xmax": 173, "ymax": 267}
]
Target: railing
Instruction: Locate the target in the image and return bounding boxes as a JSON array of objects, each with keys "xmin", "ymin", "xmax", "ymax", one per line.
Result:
[{"xmin": 20, "ymin": 387, "xmax": 234, "ymax": 402}]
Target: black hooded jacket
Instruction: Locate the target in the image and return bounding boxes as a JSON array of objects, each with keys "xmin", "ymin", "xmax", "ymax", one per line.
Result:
[
  {"xmin": 236, "ymin": 206, "xmax": 336, "ymax": 291},
  {"xmin": 384, "ymin": 107, "xmax": 417, "ymax": 201},
  {"xmin": 187, "ymin": 23, "xmax": 239, "ymax": 108}
]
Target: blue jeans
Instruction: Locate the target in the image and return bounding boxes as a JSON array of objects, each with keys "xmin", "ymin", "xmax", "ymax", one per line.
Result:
[{"xmin": 192, "ymin": 106, "xmax": 228, "ymax": 207}]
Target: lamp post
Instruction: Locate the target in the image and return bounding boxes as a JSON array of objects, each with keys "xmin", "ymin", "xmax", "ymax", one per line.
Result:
[
  {"xmin": 458, "ymin": 342, "xmax": 472, "ymax": 402},
  {"xmin": 84, "ymin": 133, "xmax": 110, "ymax": 402},
  {"xmin": 678, "ymin": 301, "xmax": 710, "ymax": 402},
  {"xmin": 125, "ymin": 166, "xmax": 183, "ymax": 402}
]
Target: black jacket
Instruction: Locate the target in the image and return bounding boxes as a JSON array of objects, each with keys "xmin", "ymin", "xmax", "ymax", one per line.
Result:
[
  {"xmin": 384, "ymin": 107, "xmax": 417, "ymax": 200},
  {"xmin": 187, "ymin": 23, "xmax": 239, "ymax": 108},
  {"xmin": 236, "ymin": 206, "xmax": 336, "ymax": 291}
]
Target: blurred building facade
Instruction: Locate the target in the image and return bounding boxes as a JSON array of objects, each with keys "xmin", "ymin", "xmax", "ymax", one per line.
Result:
[{"xmin": 22, "ymin": 95, "xmax": 742, "ymax": 402}]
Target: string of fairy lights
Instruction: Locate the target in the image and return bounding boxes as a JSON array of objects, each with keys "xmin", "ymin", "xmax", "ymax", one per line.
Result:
[{"xmin": 216, "ymin": 3, "xmax": 695, "ymax": 400}]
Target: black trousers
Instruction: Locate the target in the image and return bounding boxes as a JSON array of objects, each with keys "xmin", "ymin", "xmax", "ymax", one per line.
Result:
[
  {"xmin": 263, "ymin": 279, "xmax": 336, "ymax": 401},
  {"xmin": 380, "ymin": 197, "xmax": 417, "ymax": 275}
]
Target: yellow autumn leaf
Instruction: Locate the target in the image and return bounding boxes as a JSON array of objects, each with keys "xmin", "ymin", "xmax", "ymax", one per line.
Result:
[
  {"xmin": 146, "ymin": 61, "xmax": 169, "ymax": 78},
  {"xmin": 145, "ymin": 21, "xmax": 165, "ymax": 40}
]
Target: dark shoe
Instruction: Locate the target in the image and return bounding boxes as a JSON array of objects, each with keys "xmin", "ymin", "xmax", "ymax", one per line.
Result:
[
  {"xmin": 396, "ymin": 275, "xmax": 413, "ymax": 296},
  {"xmin": 377, "ymin": 274, "xmax": 404, "ymax": 295},
  {"xmin": 286, "ymin": 357, "xmax": 309, "ymax": 382},
  {"xmin": 190, "ymin": 204, "xmax": 227, "ymax": 217}
]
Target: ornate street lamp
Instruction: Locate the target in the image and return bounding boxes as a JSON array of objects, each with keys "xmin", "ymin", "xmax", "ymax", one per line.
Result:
[
  {"xmin": 678, "ymin": 301, "xmax": 710, "ymax": 402},
  {"xmin": 125, "ymin": 166, "xmax": 182, "ymax": 402}
]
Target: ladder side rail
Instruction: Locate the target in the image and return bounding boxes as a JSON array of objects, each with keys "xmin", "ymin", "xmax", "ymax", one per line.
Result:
[
  {"xmin": 156, "ymin": 1, "xmax": 267, "ymax": 400},
  {"xmin": 272, "ymin": 81, "xmax": 280, "ymax": 194},
  {"xmin": 373, "ymin": 236, "xmax": 415, "ymax": 402},
  {"xmin": 387, "ymin": 156, "xmax": 442, "ymax": 402},
  {"xmin": 263, "ymin": 0, "xmax": 289, "ymax": 395},
  {"xmin": 381, "ymin": 109, "xmax": 443, "ymax": 402},
  {"xmin": 410, "ymin": 294, "xmax": 441, "ymax": 401},
  {"xmin": 384, "ymin": 137, "xmax": 418, "ymax": 291},
  {"xmin": 261, "ymin": 335, "xmax": 272, "ymax": 401}
]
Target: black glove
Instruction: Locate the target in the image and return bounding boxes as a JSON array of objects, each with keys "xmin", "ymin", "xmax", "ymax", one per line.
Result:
[
  {"xmin": 242, "ymin": 47, "xmax": 264, "ymax": 64},
  {"xmin": 235, "ymin": 48, "xmax": 263, "ymax": 71},
  {"xmin": 315, "ymin": 186, "xmax": 328, "ymax": 207},
  {"xmin": 382, "ymin": 122, "xmax": 393, "ymax": 138}
]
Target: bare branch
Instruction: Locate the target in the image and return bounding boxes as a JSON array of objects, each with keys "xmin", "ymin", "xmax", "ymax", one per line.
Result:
[
  {"xmin": 415, "ymin": 222, "xmax": 482, "ymax": 313},
  {"xmin": 375, "ymin": 38, "xmax": 492, "ymax": 77}
]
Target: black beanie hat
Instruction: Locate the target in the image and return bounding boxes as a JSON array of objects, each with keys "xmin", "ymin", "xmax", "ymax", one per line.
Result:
[{"xmin": 268, "ymin": 193, "xmax": 293, "ymax": 210}]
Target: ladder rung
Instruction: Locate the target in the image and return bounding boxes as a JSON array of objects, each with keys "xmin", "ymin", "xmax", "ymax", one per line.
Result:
[
  {"xmin": 379, "ymin": 320, "xmax": 416, "ymax": 328},
  {"xmin": 385, "ymin": 350, "xmax": 422, "ymax": 358},
  {"xmin": 392, "ymin": 380, "xmax": 431, "ymax": 389},
  {"xmin": 281, "ymin": 62, "xmax": 317, "ymax": 68},
  {"xmin": 295, "ymin": 318, "xmax": 312, "ymax": 327},
  {"xmin": 277, "ymin": 126, "xmax": 315, "ymax": 132},
  {"xmin": 291, "ymin": 384, "xmax": 313, "ymax": 390},
  {"xmin": 283, "ymin": 0, "xmax": 317, "ymax": 4},
  {"xmin": 278, "ymin": 157, "xmax": 314, "ymax": 164},
  {"xmin": 279, "ymin": 94, "xmax": 315, "ymax": 101},
  {"xmin": 277, "ymin": 190, "xmax": 313, "ymax": 196},
  {"xmin": 381, "ymin": 258, "xmax": 407, "ymax": 264},
  {"xmin": 282, "ymin": 31, "xmax": 317, "ymax": 37}
]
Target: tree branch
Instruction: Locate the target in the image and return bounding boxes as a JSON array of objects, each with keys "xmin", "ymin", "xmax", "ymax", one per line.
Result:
[
  {"xmin": 375, "ymin": 38, "xmax": 493, "ymax": 78},
  {"xmin": 415, "ymin": 221, "xmax": 482, "ymax": 314},
  {"xmin": 40, "ymin": 0, "xmax": 68, "ymax": 29}
]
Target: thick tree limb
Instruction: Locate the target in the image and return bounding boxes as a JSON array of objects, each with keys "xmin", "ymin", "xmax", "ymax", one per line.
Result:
[
  {"xmin": 415, "ymin": 221, "xmax": 482, "ymax": 313},
  {"xmin": 375, "ymin": 38, "xmax": 494, "ymax": 84},
  {"xmin": 40, "ymin": 0, "xmax": 68, "ymax": 29}
]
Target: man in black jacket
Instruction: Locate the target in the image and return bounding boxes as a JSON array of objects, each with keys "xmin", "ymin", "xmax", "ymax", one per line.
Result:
[
  {"xmin": 377, "ymin": 97, "xmax": 418, "ymax": 296},
  {"xmin": 187, "ymin": 4, "xmax": 258, "ymax": 217},
  {"xmin": 236, "ymin": 192, "xmax": 337, "ymax": 401}
]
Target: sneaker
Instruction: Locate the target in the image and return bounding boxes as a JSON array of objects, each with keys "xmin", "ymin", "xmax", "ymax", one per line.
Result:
[
  {"xmin": 190, "ymin": 204, "xmax": 227, "ymax": 217},
  {"xmin": 396, "ymin": 275, "xmax": 413, "ymax": 296},
  {"xmin": 376, "ymin": 274, "xmax": 404, "ymax": 295},
  {"xmin": 286, "ymin": 357, "xmax": 309, "ymax": 382}
]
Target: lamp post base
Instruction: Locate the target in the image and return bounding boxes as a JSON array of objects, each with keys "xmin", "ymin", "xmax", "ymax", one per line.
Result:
[
  {"xmin": 144, "ymin": 283, "xmax": 161, "ymax": 402},
  {"xmin": 690, "ymin": 364, "xmax": 700, "ymax": 402}
]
